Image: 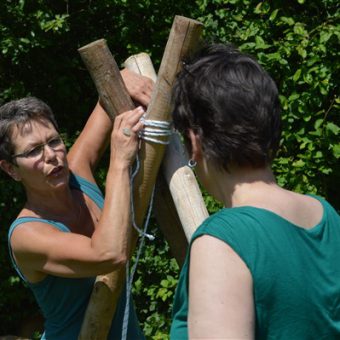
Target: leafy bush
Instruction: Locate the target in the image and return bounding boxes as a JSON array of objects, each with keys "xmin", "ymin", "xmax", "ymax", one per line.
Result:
[
  {"xmin": 0, "ymin": 0, "xmax": 338, "ymax": 338},
  {"xmin": 196, "ymin": 0, "xmax": 339, "ymax": 206}
]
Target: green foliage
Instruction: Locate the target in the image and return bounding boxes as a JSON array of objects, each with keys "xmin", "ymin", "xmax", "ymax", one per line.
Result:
[
  {"xmin": 0, "ymin": 0, "xmax": 339, "ymax": 338},
  {"xmin": 131, "ymin": 224, "xmax": 179, "ymax": 339},
  {"xmin": 196, "ymin": 0, "xmax": 339, "ymax": 206}
]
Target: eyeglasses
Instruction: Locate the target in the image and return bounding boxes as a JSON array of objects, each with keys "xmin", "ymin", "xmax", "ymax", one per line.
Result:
[{"xmin": 12, "ymin": 136, "xmax": 64, "ymax": 159}]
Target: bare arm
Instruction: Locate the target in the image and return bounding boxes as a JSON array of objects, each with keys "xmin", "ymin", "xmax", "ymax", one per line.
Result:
[
  {"xmin": 67, "ymin": 101, "xmax": 112, "ymax": 183},
  {"xmin": 11, "ymin": 107, "xmax": 145, "ymax": 279},
  {"xmin": 188, "ymin": 235, "xmax": 255, "ymax": 339},
  {"xmin": 67, "ymin": 69, "xmax": 154, "ymax": 182}
]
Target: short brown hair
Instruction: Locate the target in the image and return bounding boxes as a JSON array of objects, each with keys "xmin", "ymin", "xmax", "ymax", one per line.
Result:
[
  {"xmin": 172, "ymin": 43, "xmax": 281, "ymax": 170},
  {"xmin": 0, "ymin": 97, "xmax": 59, "ymax": 162}
]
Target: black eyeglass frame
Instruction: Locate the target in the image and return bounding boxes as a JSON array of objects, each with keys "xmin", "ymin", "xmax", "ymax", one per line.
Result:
[{"xmin": 11, "ymin": 136, "xmax": 64, "ymax": 160}]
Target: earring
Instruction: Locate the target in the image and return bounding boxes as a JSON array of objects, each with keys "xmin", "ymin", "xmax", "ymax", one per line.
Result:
[{"xmin": 187, "ymin": 159, "xmax": 197, "ymax": 169}]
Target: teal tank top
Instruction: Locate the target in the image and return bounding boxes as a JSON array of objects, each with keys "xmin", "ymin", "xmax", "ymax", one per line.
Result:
[
  {"xmin": 8, "ymin": 173, "xmax": 144, "ymax": 340},
  {"xmin": 170, "ymin": 196, "xmax": 340, "ymax": 339}
]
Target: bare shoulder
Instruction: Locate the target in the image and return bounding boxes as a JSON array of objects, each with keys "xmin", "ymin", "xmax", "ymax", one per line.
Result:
[
  {"xmin": 191, "ymin": 234, "xmax": 251, "ymax": 276},
  {"xmin": 280, "ymin": 190, "xmax": 324, "ymax": 229},
  {"xmin": 9, "ymin": 220, "xmax": 67, "ymax": 282},
  {"xmin": 189, "ymin": 235, "xmax": 254, "ymax": 338},
  {"xmin": 252, "ymin": 187, "xmax": 324, "ymax": 229},
  {"xmin": 10, "ymin": 220, "xmax": 63, "ymax": 254}
]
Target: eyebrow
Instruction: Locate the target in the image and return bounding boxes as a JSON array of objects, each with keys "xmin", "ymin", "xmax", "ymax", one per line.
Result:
[{"xmin": 18, "ymin": 134, "xmax": 60, "ymax": 151}]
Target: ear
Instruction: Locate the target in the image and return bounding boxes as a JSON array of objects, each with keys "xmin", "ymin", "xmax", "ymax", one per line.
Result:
[
  {"xmin": 0, "ymin": 160, "xmax": 21, "ymax": 181},
  {"xmin": 187, "ymin": 129, "xmax": 203, "ymax": 162}
]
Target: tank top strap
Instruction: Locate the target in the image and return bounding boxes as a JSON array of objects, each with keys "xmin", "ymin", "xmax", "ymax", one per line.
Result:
[{"xmin": 69, "ymin": 173, "xmax": 104, "ymax": 209}]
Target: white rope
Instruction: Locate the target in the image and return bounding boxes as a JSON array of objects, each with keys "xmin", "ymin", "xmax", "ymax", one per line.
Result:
[
  {"xmin": 129, "ymin": 156, "xmax": 155, "ymax": 242},
  {"xmin": 121, "ymin": 178, "xmax": 155, "ymax": 339},
  {"xmin": 121, "ymin": 117, "xmax": 172, "ymax": 340},
  {"xmin": 138, "ymin": 118, "xmax": 172, "ymax": 145}
]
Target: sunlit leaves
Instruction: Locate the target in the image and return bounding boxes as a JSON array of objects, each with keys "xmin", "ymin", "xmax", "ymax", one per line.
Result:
[{"xmin": 196, "ymin": 0, "xmax": 339, "ymax": 202}]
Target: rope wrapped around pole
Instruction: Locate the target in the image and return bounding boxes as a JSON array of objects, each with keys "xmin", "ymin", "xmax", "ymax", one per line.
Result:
[{"xmin": 77, "ymin": 15, "xmax": 203, "ymax": 339}]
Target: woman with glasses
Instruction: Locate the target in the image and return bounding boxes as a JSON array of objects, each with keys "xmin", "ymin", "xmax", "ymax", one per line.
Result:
[
  {"xmin": 170, "ymin": 44, "xmax": 340, "ymax": 339},
  {"xmin": 0, "ymin": 69, "xmax": 153, "ymax": 339}
]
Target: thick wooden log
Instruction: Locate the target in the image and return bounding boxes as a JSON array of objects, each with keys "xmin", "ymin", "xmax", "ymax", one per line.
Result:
[
  {"xmin": 161, "ymin": 133, "xmax": 209, "ymax": 240},
  {"xmin": 78, "ymin": 39, "xmax": 134, "ymax": 120},
  {"xmin": 153, "ymin": 173, "xmax": 188, "ymax": 265},
  {"xmin": 124, "ymin": 52, "xmax": 208, "ymax": 255},
  {"xmin": 125, "ymin": 52, "xmax": 188, "ymax": 266},
  {"xmin": 78, "ymin": 15, "xmax": 203, "ymax": 339},
  {"xmin": 78, "ymin": 39, "xmax": 134, "ymax": 340},
  {"xmin": 124, "ymin": 53, "xmax": 157, "ymax": 82}
]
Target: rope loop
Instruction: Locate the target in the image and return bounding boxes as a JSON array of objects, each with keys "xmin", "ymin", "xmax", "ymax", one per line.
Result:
[{"xmin": 138, "ymin": 117, "xmax": 173, "ymax": 145}]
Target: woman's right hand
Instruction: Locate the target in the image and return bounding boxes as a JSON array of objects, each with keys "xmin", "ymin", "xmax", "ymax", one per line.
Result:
[
  {"xmin": 110, "ymin": 106, "xmax": 145, "ymax": 168},
  {"xmin": 120, "ymin": 68, "xmax": 154, "ymax": 107}
]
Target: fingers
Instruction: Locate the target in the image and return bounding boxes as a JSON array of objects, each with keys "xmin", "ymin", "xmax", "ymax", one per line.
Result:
[
  {"xmin": 110, "ymin": 106, "xmax": 146, "ymax": 167},
  {"xmin": 113, "ymin": 106, "xmax": 145, "ymax": 142},
  {"xmin": 121, "ymin": 68, "xmax": 155, "ymax": 106},
  {"xmin": 131, "ymin": 120, "xmax": 144, "ymax": 134},
  {"xmin": 117, "ymin": 106, "xmax": 145, "ymax": 129},
  {"xmin": 136, "ymin": 93, "xmax": 151, "ymax": 108}
]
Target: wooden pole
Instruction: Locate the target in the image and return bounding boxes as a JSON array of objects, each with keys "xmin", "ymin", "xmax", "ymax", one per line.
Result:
[
  {"xmin": 153, "ymin": 174, "xmax": 188, "ymax": 265},
  {"xmin": 78, "ymin": 39, "xmax": 134, "ymax": 340},
  {"xmin": 124, "ymin": 52, "xmax": 209, "ymax": 248},
  {"xmin": 78, "ymin": 39, "xmax": 134, "ymax": 120},
  {"xmin": 161, "ymin": 133, "xmax": 209, "ymax": 240},
  {"xmin": 124, "ymin": 52, "xmax": 188, "ymax": 266},
  {"xmin": 78, "ymin": 15, "xmax": 203, "ymax": 339}
]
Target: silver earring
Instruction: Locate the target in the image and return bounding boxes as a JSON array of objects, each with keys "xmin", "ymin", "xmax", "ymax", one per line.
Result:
[{"xmin": 188, "ymin": 159, "xmax": 197, "ymax": 169}]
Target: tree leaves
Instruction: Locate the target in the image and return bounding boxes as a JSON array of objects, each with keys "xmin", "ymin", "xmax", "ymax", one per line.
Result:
[{"xmin": 0, "ymin": 0, "xmax": 339, "ymax": 337}]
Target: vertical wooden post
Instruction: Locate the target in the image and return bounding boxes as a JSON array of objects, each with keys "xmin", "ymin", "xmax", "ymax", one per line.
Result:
[
  {"xmin": 125, "ymin": 52, "xmax": 188, "ymax": 266},
  {"xmin": 124, "ymin": 52, "xmax": 209, "ymax": 247},
  {"xmin": 78, "ymin": 15, "xmax": 203, "ymax": 339}
]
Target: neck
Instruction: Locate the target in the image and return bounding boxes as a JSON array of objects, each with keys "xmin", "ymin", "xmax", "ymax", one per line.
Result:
[
  {"xmin": 208, "ymin": 165, "xmax": 279, "ymax": 208},
  {"xmin": 25, "ymin": 185, "xmax": 76, "ymax": 219}
]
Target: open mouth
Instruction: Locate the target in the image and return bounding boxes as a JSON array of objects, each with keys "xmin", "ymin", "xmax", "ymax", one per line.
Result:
[{"xmin": 49, "ymin": 166, "xmax": 64, "ymax": 177}]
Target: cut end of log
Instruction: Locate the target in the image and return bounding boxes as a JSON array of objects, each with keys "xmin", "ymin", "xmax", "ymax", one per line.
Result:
[
  {"xmin": 78, "ymin": 38, "xmax": 107, "ymax": 52},
  {"xmin": 174, "ymin": 15, "xmax": 204, "ymax": 26},
  {"xmin": 124, "ymin": 52, "xmax": 151, "ymax": 64}
]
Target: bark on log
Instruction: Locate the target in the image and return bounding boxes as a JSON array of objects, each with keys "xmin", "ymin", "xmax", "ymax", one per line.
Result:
[
  {"xmin": 78, "ymin": 15, "xmax": 203, "ymax": 339},
  {"xmin": 78, "ymin": 39, "xmax": 133, "ymax": 120}
]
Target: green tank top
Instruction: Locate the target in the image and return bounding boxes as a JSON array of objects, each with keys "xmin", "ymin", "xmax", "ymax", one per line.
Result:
[
  {"xmin": 8, "ymin": 173, "xmax": 144, "ymax": 340},
  {"xmin": 170, "ymin": 195, "xmax": 340, "ymax": 339}
]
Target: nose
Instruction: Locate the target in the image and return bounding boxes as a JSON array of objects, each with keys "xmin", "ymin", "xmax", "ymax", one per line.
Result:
[{"xmin": 43, "ymin": 144, "xmax": 58, "ymax": 162}]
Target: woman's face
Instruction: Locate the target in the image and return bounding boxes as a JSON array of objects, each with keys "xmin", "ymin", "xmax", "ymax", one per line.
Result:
[{"xmin": 9, "ymin": 119, "xmax": 69, "ymax": 191}]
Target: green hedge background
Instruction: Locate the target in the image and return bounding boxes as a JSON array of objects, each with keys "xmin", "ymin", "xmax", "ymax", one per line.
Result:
[{"xmin": 0, "ymin": 1, "xmax": 339, "ymax": 338}]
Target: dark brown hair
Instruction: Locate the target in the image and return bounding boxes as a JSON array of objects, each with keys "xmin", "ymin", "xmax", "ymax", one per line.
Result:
[{"xmin": 172, "ymin": 43, "xmax": 281, "ymax": 170}]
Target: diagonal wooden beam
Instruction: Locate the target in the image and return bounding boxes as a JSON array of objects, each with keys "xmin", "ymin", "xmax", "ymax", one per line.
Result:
[{"xmin": 77, "ymin": 16, "xmax": 203, "ymax": 339}]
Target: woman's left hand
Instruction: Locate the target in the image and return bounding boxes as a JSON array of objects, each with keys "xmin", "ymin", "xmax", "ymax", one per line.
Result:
[{"xmin": 121, "ymin": 68, "xmax": 154, "ymax": 107}]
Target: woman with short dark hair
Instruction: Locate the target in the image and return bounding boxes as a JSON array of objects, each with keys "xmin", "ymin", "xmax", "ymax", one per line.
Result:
[
  {"xmin": 0, "ymin": 69, "xmax": 153, "ymax": 339},
  {"xmin": 170, "ymin": 44, "xmax": 340, "ymax": 339}
]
